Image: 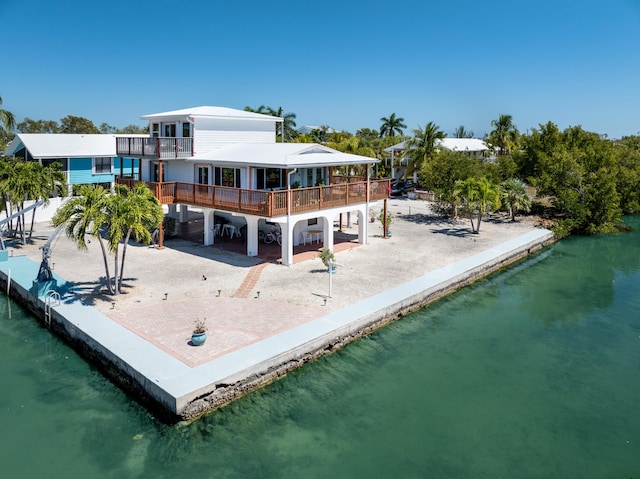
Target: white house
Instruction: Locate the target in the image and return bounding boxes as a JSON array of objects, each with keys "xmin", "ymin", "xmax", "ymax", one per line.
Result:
[
  {"xmin": 384, "ymin": 138, "xmax": 493, "ymax": 180},
  {"xmin": 116, "ymin": 106, "xmax": 389, "ymax": 266}
]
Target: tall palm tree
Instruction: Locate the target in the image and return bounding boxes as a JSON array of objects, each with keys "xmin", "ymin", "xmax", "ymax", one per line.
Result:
[
  {"xmin": 500, "ymin": 178, "xmax": 531, "ymax": 221},
  {"xmin": 488, "ymin": 114, "xmax": 519, "ymax": 155},
  {"xmin": 52, "ymin": 183, "xmax": 162, "ymax": 295},
  {"xmin": 272, "ymin": 106, "xmax": 297, "ymax": 141},
  {"xmin": 403, "ymin": 122, "xmax": 445, "ymax": 177},
  {"xmin": 454, "ymin": 177, "xmax": 501, "ymax": 233},
  {"xmin": 379, "ymin": 113, "xmax": 407, "ymax": 138},
  {"xmin": 52, "ymin": 185, "xmax": 115, "ymax": 294},
  {"xmin": 453, "ymin": 125, "xmax": 474, "ymax": 138},
  {"xmin": 111, "ymin": 183, "xmax": 162, "ymax": 292},
  {"xmin": 244, "ymin": 105, "xmax": 297, "ymax": 141}
]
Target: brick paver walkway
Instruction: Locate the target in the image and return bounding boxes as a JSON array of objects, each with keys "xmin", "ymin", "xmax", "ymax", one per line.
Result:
[{"xmin": 233, "ymin": 262, "xmax": 270, "ymax": 298}]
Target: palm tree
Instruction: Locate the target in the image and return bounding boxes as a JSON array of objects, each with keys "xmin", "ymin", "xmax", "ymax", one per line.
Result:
[
  {"xmin": 454, "ymin": 177, "xmax": 501, "ymax": 233},
  {"xmin": 52, "ymin": 185, "xmax": 115, "ymax": 294},
  {"xmin": 0, "ymin": 96, "xmax": 16, "ymax": 146},
  {"xmin": 453, "ymin": 125, "xmax": 474, "ymax": 138},
  {"xmin": 488, "ymin": 114, "xmax": 519, "ymax": 155},
  {"xmin": 0, "ymin": 160, "xmax": 68, "ymax": 243},
  {"xmin": 52, "ymin": 183, "xmax": 163, "ymax": 295},
  {"xmin": 272, "ymin": 106, "xmax": 297, "ymax": 141},
  {"xmin": 244, "ymin": 105, "xmax": 297, "ymax": 141},
  {"xmin": 500, "ymin": 178, "xmax": 532, "ymax": 221},
  {"xmin": 403, "ymin": 122, "xmax": 445, "ymax": 178},
  {"xmin": 379, "ymin": 113, "xmax": 407, "ymax": 138},
  {"xmin": 111, "ymin": 183, "xmax": 163, "ymax": 292}
]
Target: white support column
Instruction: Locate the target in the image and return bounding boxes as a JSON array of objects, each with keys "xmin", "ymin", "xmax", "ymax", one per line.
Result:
[
  {"xmin": 179, "ymin": 204, "xmax": 189, "ymax": 223},
  {"xmin": 281, "ymin": 219, "xmax": 295, "ymax": 266},
  {"xmin": 203, "ymin": 209, "xmax": 215, "ymax": 246},
  {"xmin": 246, "ymin": 216, "xmax": 259, "ymax": 257},
  {"xmin": 321, "ymin": 215, "xmax": 334, "ymax": 252},
  {"xmin": 357, "ymin": 206, "xmax": 368, "ymax": 244}
]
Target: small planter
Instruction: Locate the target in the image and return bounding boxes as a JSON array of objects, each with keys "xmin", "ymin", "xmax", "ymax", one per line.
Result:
[
  {"xmin": 328, "ymin": 267, "xmax": 337, "ymax": 274},
  {"xmin": 191, "ymin": 318, "xmax": 208, "ymax": 346},
  {"xmin": 191, "ymin": 332, "xmax": 207, "ymax": 346},
  {"xmin": 386, "ymin": 231, "xmax": 392, "ymax": 237}
]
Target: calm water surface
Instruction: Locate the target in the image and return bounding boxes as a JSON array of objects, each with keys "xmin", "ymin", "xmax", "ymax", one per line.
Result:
[{"xmin": 1, "ymin": 218, "xmax": 639, "ymax": 478}]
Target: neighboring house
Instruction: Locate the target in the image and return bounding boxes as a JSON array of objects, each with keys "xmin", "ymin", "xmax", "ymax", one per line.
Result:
[
  {"xmin": 3, "ymin": 133, "xmax": 140, "ymax": 222},
  {"xmin": 115, "ymin": 106, "xmax": 389, "ymax": 266},
  {"xmin": 4, "ymin": 133, "xmax": 140, "ymax": 193},
  {"xmin": 384, "ymin": 138, "xmax": 493, "ymax": 180}
]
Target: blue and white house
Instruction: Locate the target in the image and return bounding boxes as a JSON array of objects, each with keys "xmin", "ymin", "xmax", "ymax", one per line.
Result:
[{"xmin": 3, "ymin": 133, "xmax": 140, "ymax": 221}]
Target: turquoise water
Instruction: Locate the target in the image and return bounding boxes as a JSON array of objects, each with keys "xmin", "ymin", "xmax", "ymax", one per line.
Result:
[{"xmin": 1, "ymin": 218, "xmax": 639, "ymax": 479}]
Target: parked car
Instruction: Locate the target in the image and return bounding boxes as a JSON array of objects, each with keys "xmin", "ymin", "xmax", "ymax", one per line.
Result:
[{"xmin": 390, "ymin": 180, "xmax": 416, "ymax": 196}]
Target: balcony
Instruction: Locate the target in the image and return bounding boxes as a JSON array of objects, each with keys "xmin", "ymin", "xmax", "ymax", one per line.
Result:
[
  {"xmin": 116, "ymin": 137, "xmax": 193, "ymax": 159},
  {"xmin": 115, "ymin": 178, "xmax": 391, "ymax": 218}
]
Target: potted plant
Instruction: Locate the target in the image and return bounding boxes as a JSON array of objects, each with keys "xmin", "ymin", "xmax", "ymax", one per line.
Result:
[
  {"xmin": 191, "ymin": 318, "xmax": 207, "ymax": 346},
  {"xmin": 318, "ymin": 247, "xmax": 336, "ymax": 273},
  {"xmin": 378, "ymin": 209, "xmax": 394, "ymax": 237}
]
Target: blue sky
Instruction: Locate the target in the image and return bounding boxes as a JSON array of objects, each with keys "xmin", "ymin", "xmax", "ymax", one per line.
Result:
[{"xmin": 2, "ymin": 0, "xmax": 640, "ymax": 138}]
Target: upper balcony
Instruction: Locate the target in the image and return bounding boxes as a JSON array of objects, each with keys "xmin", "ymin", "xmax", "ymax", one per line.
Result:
[{"xmin": 116, "ymin": 137, "xmax": 193, "ymax": 159}]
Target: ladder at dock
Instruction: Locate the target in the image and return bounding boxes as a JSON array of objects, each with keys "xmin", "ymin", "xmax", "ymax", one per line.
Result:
[{"xmin": 44, "ymin": 290, "xmax": 61, "ymax": 328}]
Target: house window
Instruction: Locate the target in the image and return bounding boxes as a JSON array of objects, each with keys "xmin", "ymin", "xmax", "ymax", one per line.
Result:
[
  {"xmin": 42, "ymin": 158, "xmax": 68, "ymax": 170},
  {"xmin": 256, "ymin": 168, "xmax": 285, "ymax": 189},
  {"xmin": 163, "ymin": 123, "xmax": 176, "ymax": 137},
  {"xmin": 197, "ymin": 166, "xmax": 209, "ymax": 184},
  {"xmin": 214, "ymin": 167, "xmax": 240, "ymax": 187},
  {"xmin": 151, "ymin": 123, "xmax": 160, "ymax": 138},
  {"xmin": 182, "ymin": 122, "xmax": 191, "ymax": 138},
  {"xmin": 93, "ymin": 157, "xmax": 112, "ymax": 174}
]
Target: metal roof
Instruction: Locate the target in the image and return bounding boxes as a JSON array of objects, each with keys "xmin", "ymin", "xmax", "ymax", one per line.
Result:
[
  {"xmin": 141, "ymin": 106, "xmax": 283, "ymax": 123},
  {"xmin": 5, "ymin": 134, "xmax": 117, "ymax": 158},
  {"xmin": 189, "ymin": 143, "xmax": 378, "ymax": 168},
  {"xmin": 384, "ymin": 138, "xmax": 489, "ymax": 153}
]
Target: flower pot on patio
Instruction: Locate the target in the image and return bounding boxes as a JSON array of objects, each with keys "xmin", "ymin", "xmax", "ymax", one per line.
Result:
[
  {"xmin": 191, "ymin": 318, "xmax": 207, "ymax": 346},
  {"xmin": 191, "ymin": 332, "xmax": 207, "ymax": 346}
]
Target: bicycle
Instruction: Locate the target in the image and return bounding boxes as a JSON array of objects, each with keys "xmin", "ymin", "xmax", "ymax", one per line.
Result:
[{"xmin": 260, "ymin": 226, "xmax": 282, "ymax": 246}]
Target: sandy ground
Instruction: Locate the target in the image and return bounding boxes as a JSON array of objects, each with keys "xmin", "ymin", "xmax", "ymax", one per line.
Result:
[{"xmin": 9, "ymin": 198, "xmax": 545, "ymax": 315}]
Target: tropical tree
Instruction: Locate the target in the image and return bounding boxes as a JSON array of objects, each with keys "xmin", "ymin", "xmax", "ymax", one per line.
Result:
[
  {"xmin": 52, "ymin": 183, "xmax": 163, "ymax": 295},
  {"xmin": 52, "ymin": 185, "xmax": 114, "ymax": 292},
  {"xmin": 403, "ymin": 122, "xmax": 445, "ymax": 180},
  {"xmin": 0, "ymin": 96, "xmax": 16, "ymax": 147},
  {"xmin": 17, "ymin": 117, "xmax": 60, "ymax": 133},
  {"xmin": 271, "ymin": 106, "xmax": 297, "ymax": 141},
  {"xmin": 454, "ymin": 177, "xmax": 501, "ymax": 233},
  {"xmin": 379, "ymin": 113, "xmax": 406, "ymax": 138},
  {"xmin": 488, "ymin": 114, "xmax": 519, "ymax": 155},
  {"xmin": 453, "ymin": 125, "xmax": 474, "ymax": 138},
  {"xmin": 244, "ymin": 105, "xmax": 297, "ymax": 141},
  {"xmin": 59, "ymin": 115, "xmax": 100, "ymax": 134},
  {"xmin": 517, "ymin": 122, "xmax": 621, "ymax": 235},
  {"xmin": 420, "ymin": 149, "xmax": 484, "ymax": 217},
  {"xmin": 0, "ymin": 159, "xmax": 68, "ymax": 243},
  {"xmin": 500, "ymin": 178, "xmax": 531, "ymax": 221}
]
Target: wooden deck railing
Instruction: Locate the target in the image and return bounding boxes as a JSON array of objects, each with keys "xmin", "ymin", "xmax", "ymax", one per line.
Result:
[
  {"xmin": 116, "ymin": 178, "xmax": 390, "ymax": 218},
  {"xmin": 116, "ymin": 137, "xmax": 193, "ymax": 159}
]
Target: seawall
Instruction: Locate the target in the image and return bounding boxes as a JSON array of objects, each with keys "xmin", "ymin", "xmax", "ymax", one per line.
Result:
[{"xmin": 0, "ymin": 228, "xmax": 555, "ymax": 423}]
